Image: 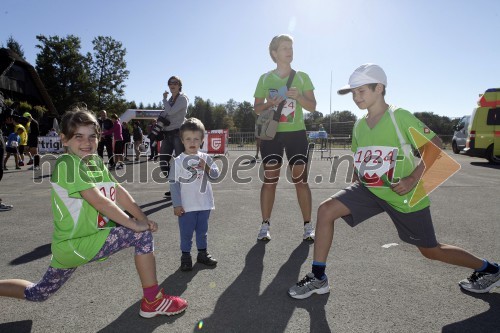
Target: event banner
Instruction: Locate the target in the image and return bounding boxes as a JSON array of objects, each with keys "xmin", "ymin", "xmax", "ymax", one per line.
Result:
[{"xmin": 38, "ymin": 136, "xmax": 152, "ymax": 156}]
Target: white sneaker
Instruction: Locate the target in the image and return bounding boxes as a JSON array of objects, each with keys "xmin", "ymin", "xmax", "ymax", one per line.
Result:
[
  {"xmin": 303, "ymin": 223, "xmax": 315, "ymax": 241},
  {"xmin": 257, "ymin": 222, "xmax": 271, "ymax": 241}
]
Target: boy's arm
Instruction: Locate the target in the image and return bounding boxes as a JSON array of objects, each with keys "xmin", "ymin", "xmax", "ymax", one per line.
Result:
[
  {"xmin": 391, "ymin": 135, "xmax": 442, "ymax": 195},
  {"xmin": 81, "ymin": 187, "xmax": 157, "ymax": 232},
  {"xmin": 168, "ymin": 160, "xmax": 184, "ymax": 216}
]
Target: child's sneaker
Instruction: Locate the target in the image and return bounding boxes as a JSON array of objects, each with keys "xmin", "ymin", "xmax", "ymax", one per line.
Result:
[
  {"xmin": 197, "ymin": 251, "xmax": 217, "ymax": 266},
  {"xmin": 0, "ymin": 203, "xmax": 13, "ymax": 211},
  {"xmin": 18, "ymin": 161, "xmax": 24, "ymax": 166},
  {"xmin": 303, "ymin": 223, "xmax": 315, "ymax": 241},
  {"xmin": 27, "ymin": 159, "xmax": 33, "ymax": 165},
  {"xmin": 180, "ymin": 253, "xmax": 192, "ymax": 271},
  {"xmin": 139, "ymin": 289, "xmax": 188, "ymax": 318},
  {"xmin": 257, "ymin": 221, "xmax": 271, "ymax": 241},
  {"xmin": 288, "ymin": 273, "xmax": 330, "ymax": 299},
  {"xmin": 459, "ymin": 267, "xmax": 500, "ymax": 293}
]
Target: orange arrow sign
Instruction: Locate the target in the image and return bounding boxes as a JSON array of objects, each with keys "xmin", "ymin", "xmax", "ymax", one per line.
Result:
[{"xmin": 407, "ymin": 127, "xmax": 461, "ymax": 207}]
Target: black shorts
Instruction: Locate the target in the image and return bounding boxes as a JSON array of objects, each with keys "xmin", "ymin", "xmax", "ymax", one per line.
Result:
[
  {"xmin": 260, "ymin": 130, "xmax": 309, "ymax": 165},
  {"xmin": 28, "ymin": 137, "xmax": 38, "ymax": 148},
  {"xmin": 6, "ymin": 147, "xmax": 17, "ymax": 154},
  {"xmin": 114, "ymin": 141, "xmax": 124, "ymax": 155},
  {"xmin": 333, "ymin": 182, "xmax": 438, "ymax": 248}
]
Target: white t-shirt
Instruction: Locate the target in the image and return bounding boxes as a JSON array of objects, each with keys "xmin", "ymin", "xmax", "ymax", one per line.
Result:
[{"xmin": 169, "ymin": 152, "xmax": 219, "ymax": 212}]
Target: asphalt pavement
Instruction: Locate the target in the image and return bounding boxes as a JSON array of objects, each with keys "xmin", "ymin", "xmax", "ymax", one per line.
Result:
[{"xmin": 0, "ymin": 149, "xmax": 499, "ymax": 333}]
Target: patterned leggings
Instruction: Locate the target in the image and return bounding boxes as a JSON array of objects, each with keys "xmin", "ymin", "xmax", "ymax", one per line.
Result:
[{"xmin": 24, "ymin": 226, "xmax": 154, "ymax": 302}]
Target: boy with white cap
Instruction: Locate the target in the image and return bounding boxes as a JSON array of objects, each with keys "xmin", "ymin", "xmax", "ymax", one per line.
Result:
[{"xmin": 288, "ymin": 63, "xmax": 499, "ymax": 299}]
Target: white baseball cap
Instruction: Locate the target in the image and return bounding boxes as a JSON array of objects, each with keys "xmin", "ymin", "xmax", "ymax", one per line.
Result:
[{"xmin": 337, "ymin": 63, "xmax": 387, "ymax": 95}]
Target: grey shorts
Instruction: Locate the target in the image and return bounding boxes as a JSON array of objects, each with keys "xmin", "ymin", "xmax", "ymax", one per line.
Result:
[{"xmin": 333, "ymin": 182, "xmax": 438, "ymax": 248}]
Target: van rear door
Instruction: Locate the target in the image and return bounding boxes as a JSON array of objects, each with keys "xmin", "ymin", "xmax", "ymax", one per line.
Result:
[{"xmin": 487, "ymin": 107, "xmax": 500, "ymax": 161}]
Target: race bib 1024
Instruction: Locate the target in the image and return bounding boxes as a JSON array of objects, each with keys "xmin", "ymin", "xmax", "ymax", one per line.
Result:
[{"xmin": 354, "ymin": 146, "xmax": 398, "ymax": 187}]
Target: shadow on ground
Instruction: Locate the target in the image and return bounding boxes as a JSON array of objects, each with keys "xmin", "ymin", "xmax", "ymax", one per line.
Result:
[
  {"xmin": 196, "ymin": 242, "xmax": 331, "ymax": 333},
  {"xmin": 9, "ymin": 244, "xmax": 51, "ymax": 266},
  {"xmin": 96, "ymin": 267, "xmax": 197, "ymax": 333},
  {"xmin": 441, "ymin": 290, "xmax": 500, "ymax": 332},
  {"xmin": 0, "ymin": 320, "xmax": 33, "ymax": 333}
]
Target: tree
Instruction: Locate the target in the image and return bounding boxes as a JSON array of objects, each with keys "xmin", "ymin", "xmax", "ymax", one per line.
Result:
[
  {"xmin": 204, "ymin": 100, "xmax": 214, "ymax": 130},
  {"xmin": 35, "ymin": 35, "xmax": 94, "ymax": 114},
  {"xmin": 90, "ymin": 36, "xmax": 130, "ymax": 113},
  {"xmin": 212, "ymin": 104, "xmax": 227, "ymax": 129},
  {"xmin": 233, "ymin": 101, "xmax": 255, "ymax": 131},
  {"xmin": 225, "ymin": 99, "xmax": 238, "ymax": 116},
  {"xmin": 413, "ymin": 111, "xmax": 454, "ymax": 135},
  {"xmin": 128, "ymin": 100, "xmax": 138, "ymax": 109},
  {"xmin": 186, "ymin": 97, "xmax": 218, "ymax": 129},
  {"xmin": 5, "ymin": 35, "xmax": 24, "ymax": 58}
]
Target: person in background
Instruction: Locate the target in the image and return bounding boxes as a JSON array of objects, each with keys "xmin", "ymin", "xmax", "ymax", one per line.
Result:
[
  {"xmin": 122, "ymin": 121, "xmax": 131, "ymax": 161},
  {"xmin": 254, "ymin": 137, "xmax": 261, "ymax": 161},
  {"xmin": 149, "ymin": 76, "xmax": 188, "ymax": 198},
  {"xmin": 102, "ymin": 114, "xmax": 124, "ymax": 169},
  {"xmin": 0, "ymin": 95, "xmax": 14, "ymax": 211},
  {"xmin": 147, "ymin": 119, "xmax": 159, "ymax": 161},
  {"xmin": 132, "ymin": 121, "xmax": 144, "ymax": 162},
  {"xmin": 24, "ymin": 112, "xmax": 40, "ymax": 171},
  {"xmin": 97, "ymin": 110, "xmax": 115, "ymax": 168},
  {"xmin": 13, "ymin": 116, "xmax": 27, "ymax": 167},
  {"xmin": 47, "ymin": 128, "xmax": 58, "ymax": 136},
  {"xmin": 3, "ymin": 127, "xmax": 23, "ymax": 170}
]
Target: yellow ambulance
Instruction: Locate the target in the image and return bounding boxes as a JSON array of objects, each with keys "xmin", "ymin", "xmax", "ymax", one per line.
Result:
[{"xmin": 464, "ymin": 88, "xmax": 500, "ymax": 164}]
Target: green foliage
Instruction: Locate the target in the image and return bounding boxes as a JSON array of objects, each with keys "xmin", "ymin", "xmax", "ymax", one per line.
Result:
[
  {"xmin": 212, "ymin": 104, "xmax": 227, "ymax": 130},
  {"xmin": 91, "ymin": 36, "xmax": 130, "ymax": 112},
  {"xmin": 413, "ymin": 112, "xmax": 455, "ymax": 135},
  {"xmin": 232, "ymin": 101, "xmax": 255, "ymax": 131},
  {"xmin": 5, "ymin": 35, "xmax": 24, "ymax": 59},
  {"xmin": 18, "ymin": 101, "xmax": 32, "ymax": 113},
  {"xmin": 35, "ymin": 34, "xmax": 95, "ymax": 115},
  {"xmin": 32, "ymin": 105, "xmax": 48, "ymax": 119}
]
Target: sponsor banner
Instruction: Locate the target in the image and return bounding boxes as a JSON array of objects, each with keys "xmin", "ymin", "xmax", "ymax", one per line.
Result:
[
  {"xmin": 202, "ymin": 129, "xmax": 228, "ymax": 155},
  {"xmin": 38, "ymin": 136, "xmax": 153, "ymax": 155},
  {"xmin": 38, "ymin": 136, "xmax": 64, "ymax": 153},
  {"xmin": 134, "ymin": 110, "xmax": 162, "ymax": 118}
]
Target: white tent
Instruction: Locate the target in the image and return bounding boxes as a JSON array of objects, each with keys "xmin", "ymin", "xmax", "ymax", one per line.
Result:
[{"xmin": 120, "ymin": 109, "xmax": 162, "ymax": 123}]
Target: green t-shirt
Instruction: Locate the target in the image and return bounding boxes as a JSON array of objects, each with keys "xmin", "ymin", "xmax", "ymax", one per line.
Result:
[
  {"xmin": 352, "ymin": 108, "xmax": 436, "ymax": 213},
  {"xmin": 254, "ymin": 70, "xmax": 314, "ymax": 132},
  {"xmin": 50, "ymin": 154, "xmax": 117, "ymax": 269}
]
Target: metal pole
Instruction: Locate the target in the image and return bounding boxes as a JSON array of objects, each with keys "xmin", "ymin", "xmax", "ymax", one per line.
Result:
[{"xmin": 329, "ymin": 70, "xmax": 332, "ymax": 135}]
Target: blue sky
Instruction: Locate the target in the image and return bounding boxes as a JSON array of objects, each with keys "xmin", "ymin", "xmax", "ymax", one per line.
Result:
[{"xmin": 1, "ymin": 0, "xmax": 499, "ymax": 118}]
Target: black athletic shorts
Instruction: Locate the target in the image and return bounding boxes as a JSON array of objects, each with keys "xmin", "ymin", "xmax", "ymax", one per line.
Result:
[{"xmin": 260, "ymin": 130, "xmax": 309, "ymax": 165}]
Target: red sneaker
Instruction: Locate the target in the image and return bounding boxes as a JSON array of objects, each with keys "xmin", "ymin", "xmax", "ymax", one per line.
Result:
[
  {"xmin": 139, "ymin": 289, "xmax": 188, "ymax": 318},
  {"xmin": 27, "ymin": 160, "xmax": 33, "ymax": 165}
]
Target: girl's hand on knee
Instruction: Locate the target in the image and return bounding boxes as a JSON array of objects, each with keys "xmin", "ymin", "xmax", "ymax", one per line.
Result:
[
  {"xmin": 146, "ymin": 220, "xmax": 158, "ymax": 232},
  {"xmin": 131, "ymin": 218, "xmax": 157, "ymax": 233}
]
